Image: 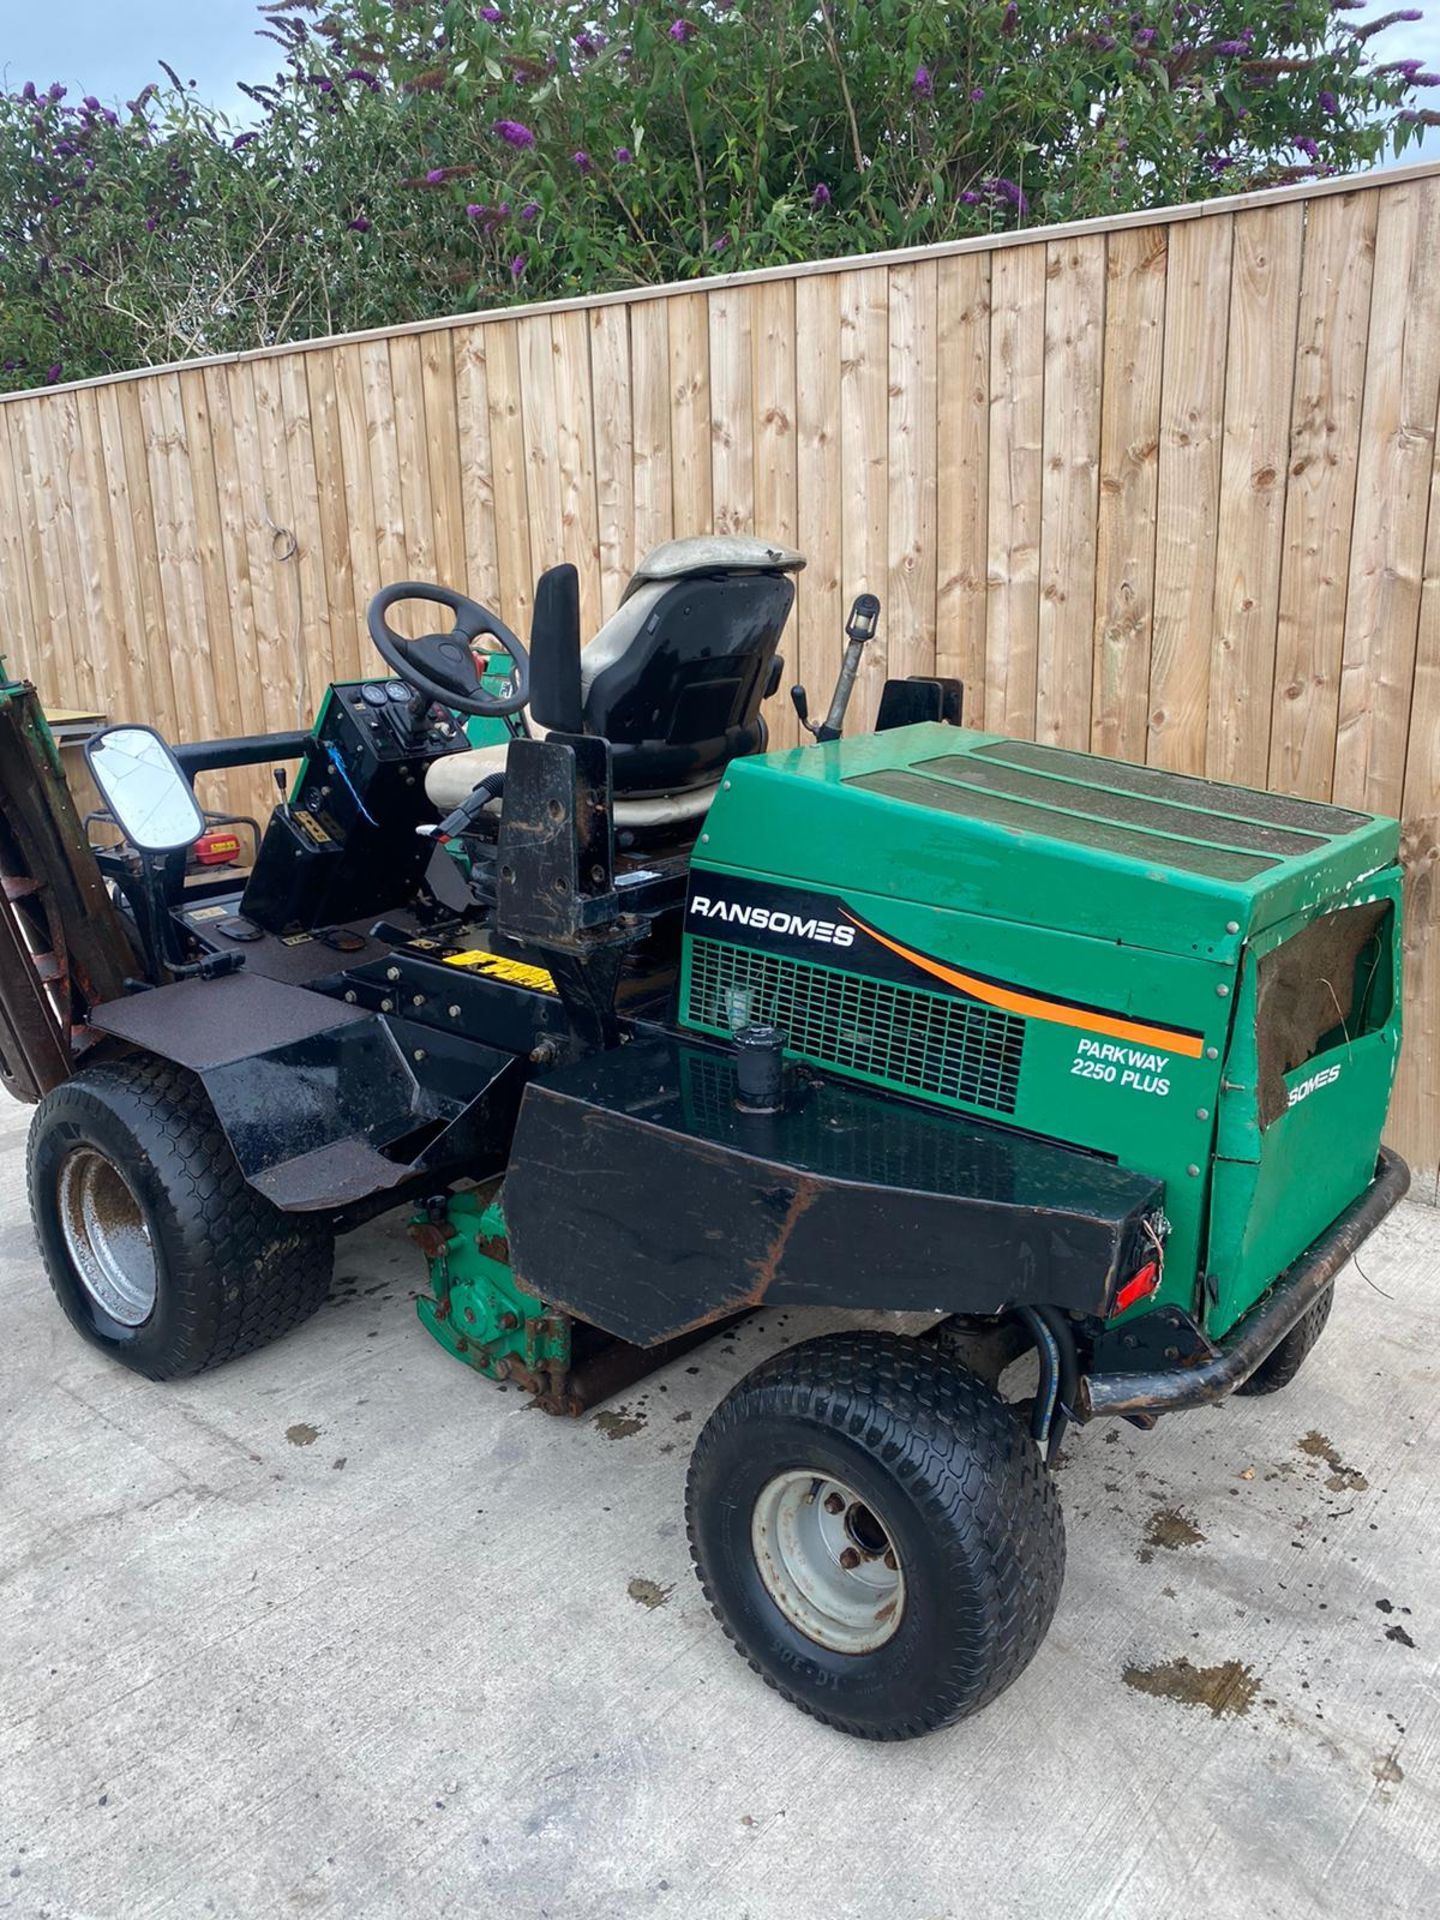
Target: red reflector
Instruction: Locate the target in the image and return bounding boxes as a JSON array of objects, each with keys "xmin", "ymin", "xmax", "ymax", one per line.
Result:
[
  {"xmin": 194, "ymin": 832, "xmax": 241, "ymax": 867},
  {"xmin": 1113, "ymin": 1262, "xmax": 1159, "ymax": 1316}
]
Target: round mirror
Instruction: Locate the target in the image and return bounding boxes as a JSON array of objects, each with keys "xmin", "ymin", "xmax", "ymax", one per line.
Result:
[{"xmin": 85, "ymin": 726, "xmax": 205, "ymax": 853}]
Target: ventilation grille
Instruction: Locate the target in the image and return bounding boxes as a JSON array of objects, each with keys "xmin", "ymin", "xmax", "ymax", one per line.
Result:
[{"xmin": 685, "ymin": 937, "xmax": 1025, "ymax": 1115}]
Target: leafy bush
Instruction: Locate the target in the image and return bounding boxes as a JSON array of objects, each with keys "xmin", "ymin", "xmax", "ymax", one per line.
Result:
[{"xmin": 2, "ymin": 0, "xmax": 1435, "ymax": 390}]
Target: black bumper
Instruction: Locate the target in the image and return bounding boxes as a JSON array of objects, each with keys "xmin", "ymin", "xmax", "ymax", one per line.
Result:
[{"xmin": 1079, "ymin": 1147, "xmax": 1410, "ymax": 1418}]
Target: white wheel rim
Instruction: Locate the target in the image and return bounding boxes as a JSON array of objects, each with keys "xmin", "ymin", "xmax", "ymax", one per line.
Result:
[
  {"xmin": 57, "ymin": 1146, "xmax": 157, "ymax": 1327},
  {"xmin": 751, "ymin": 1471, "xmax": 905, "ymax": 1654}
]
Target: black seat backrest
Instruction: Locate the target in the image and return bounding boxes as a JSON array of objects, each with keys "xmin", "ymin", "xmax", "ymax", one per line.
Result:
[{"xmin": 530, "ymin": 563, "xmax": 797, "ymax": 797}]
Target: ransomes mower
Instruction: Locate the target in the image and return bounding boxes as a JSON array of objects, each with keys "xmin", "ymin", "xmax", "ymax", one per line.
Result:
[{"xmin": 0, "ymin": 534, "xmax": 1409, "ymax": 1740}]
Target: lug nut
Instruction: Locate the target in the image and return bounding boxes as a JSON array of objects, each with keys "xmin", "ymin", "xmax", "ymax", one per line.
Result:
[
  {"xmin": 839, "ymin": 1547, "xmax": 862, "ymax": 1570},
  {"xmin": 824, "ymin": 1491, "xmax": 846, "ymax": 1515},
  {"xmin": 883, "ymin": 1549, "xmax": 897, "ymax": 1570}
]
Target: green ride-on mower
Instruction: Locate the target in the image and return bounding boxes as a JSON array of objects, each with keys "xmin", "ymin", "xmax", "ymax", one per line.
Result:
[{"xmin": 0, "ymin": 535, "xmax": 1409, "ymax": 1740}]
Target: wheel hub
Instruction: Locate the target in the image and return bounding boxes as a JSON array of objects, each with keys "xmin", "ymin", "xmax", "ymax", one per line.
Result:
[
  {"xmin": 751, "ymin": 1471, "xmax": 905, "ymax": 1654},
  {"xmin": 56, "ymin": 1147, "xmax": 157, "ymax": 1328}
]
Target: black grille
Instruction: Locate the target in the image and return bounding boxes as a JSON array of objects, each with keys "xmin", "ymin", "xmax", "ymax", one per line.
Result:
[{"xmin": 685, "ymin": 936, "xmax": 1024, "ymax": 1115}]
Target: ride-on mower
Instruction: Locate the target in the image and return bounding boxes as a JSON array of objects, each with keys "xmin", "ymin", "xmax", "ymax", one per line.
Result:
[{"xmin": 0, "ymin": 535, "xmax": 1408, "ymax": 1739}]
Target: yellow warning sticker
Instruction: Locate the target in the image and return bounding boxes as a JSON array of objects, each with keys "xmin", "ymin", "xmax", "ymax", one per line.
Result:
[{"xmin": 443, "ymin": 949, "xmax": 558, "ymax": 994}]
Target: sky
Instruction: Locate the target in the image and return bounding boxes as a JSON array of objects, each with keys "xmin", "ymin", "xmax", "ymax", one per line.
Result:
[{"xmin": 2, "ymin": 0, "xmax": 1439, "ymax": 158}]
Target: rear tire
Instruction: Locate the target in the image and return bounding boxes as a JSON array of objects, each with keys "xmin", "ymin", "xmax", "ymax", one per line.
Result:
[
  {"xmin": 686, "ymin": 1330, "xmax": 1065, "ymax": 1740},
  {"xmin": 28, "ymin": 1058, "xmax": 333, "ymax": 1379},
  {"xmin": 1235, "ymin": 1284, "xmax": 1334, "ymax": 1396}
]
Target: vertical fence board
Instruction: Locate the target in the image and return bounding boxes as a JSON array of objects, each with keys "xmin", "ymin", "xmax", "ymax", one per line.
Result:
[
  {"xmin": 935, "ymin": 253, "xmax": 990, "ymax": 719},
  {"xmin": 630, "ymin": 301, "xmax": 673, "ymax": 559},
  {"xmin": 1334, "ymin": 176, "xmax": 1440, "ymax": 817},
  {"xmin": 451, "ymin": 326, "xmax": 502, "ymax": 614},
  {"xmin": 419, "ymin": 330, "xmax": 467, "ymax": 600},
  {"xmin": 838, "ymin": 268, "xmax": 889, "ymax": 726},
  {"xmin": 709, "ymin": 285, "xmax": 754, "ymax": 539},
  {"xmin": 552, "ymin": 309, "xmax": 603, "ymax": 642},
  {"xmin": 484, "ymin": 321, "xmax": 533, "ymax": 638},
  {"xmin": 2, "ymin": 172, "xmax": 1439, "ymax": 1183},
  {"xmin": 753, "ymin": 279, "xmax": 799, "ymax": 746},
  {"xmin": 1150, "ymin": 214, "xmax": 1234, "ymax": 773},
  {"xmin": 305, "ymin": 349, "xmax": 366, "ymax": 684},
  {"xmin": 590, "ymin": 304, "xmax": 635, "ymax": 623},
  {"xmin": 1269, "ymin": 191, "xmax": 1377, "ymax": 801},
  {"xmin": 887, "ymin": 262, "xmax": 938, "ymax": 689},
  {"xmin": 667, "ymin": 293, "xmax": 712, "ymax": 535},
  {"xmin": 1091, "ymin": 227, "xmax": 1166, "ymax": 763},
  {"xmin": 795, "ymin": 274, "xmax": 844, "ymax": 739},
  {"xmin": 1038, "ymin": 236, "xmax": 1105, "ymax": 749},
  {"xmin": 987, "ymin": 244, "xmax": 1046, "ymax": 739},
  {"xmin": 1207, "ymin": 202, "xmax": 1305, "ymax": 788}
]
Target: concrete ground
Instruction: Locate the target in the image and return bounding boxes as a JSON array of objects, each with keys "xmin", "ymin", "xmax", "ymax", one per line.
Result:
[{"xmin": 1, "ymin": 1090, "xmax": 1437, "ymax": 1920}]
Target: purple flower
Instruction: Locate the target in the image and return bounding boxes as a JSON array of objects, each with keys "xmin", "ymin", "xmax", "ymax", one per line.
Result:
[
  {"xmin": 572, "ymin": 149, "xmax": 592, "ymax": 172},
  {"xmin": 712, "ymin": 234, "xmax": 730, "ymax": 253},
  {"xmin": 1091, "ymin": 33, "xmax": 1118, "ymax": 50},
  {"xmin": 1296, "ymin": 135, "xmax": 1320, "ymax": 159},
  {"xmin": 494, "ymin": 119, "xmax": 535, "ymax": 148},
  {"xmin": 1377, "ymin": 58, "xmax": 1425, "ymax": 76},
  {"xmin": 913, "ymin": 64, "xmax": 934, "ymax": 97},
  {"xmin": 574, "ymin": 31, "xmax": 606, "ymax": 58},
  {"xmin": 961, "ymin": 190, "xmax": 981, "ymax": 204},
  {"xmin": 1320, "ymin": 89, "xmax": 1339, "ymax": 114},
  {"xmin": 20, "ymin": 82, "xmax": 36, "ymax": 102},
  {"xmin": 1002, "ymin": 3, "xmax": 1019, "ymax": 34},
  {"xmin": 466, "ymin": 203, "xmax": 484, "ymax": 219},
  {"xmin": 1417, "ymin": 73, "xmax": 1440, "ymax": 85},
  {"xmin": 346, "ymin": 68, "xmax": 380, "ymax": 88},
  {"xmin": 232, "ymin": 132, "xmax": 257, "ymax": 149},
  {"xmin": 47, "ymin": 83, "xmax": 66, "ymax": 102},
  {"xmin": 425, "ymin": 167, "xmax": 446, "ymax": 184},
  {"xmin": 349, "ymin": 216, "xmax": 371, "ymax": 232},
  {"xmin": 510, "ymin": 254, "xmax": 526, "ymax": 281},
  {"xmin": 1215, "ymin": 35, "xmax": 1252, "ymax": 54},
  {"xmin": 519, "ymin": 200, "xmax": 540, "ymax": 221},
  {"xmin": 988, "ymin": 176, "xmax": 1029, "ymax": 213},
  {"xmin": 810, "ymin": 181, "xmax": 832, "ymax": 208},
  {"xmin": 614, "ymin": 145, "xmax": 633, "ymax": 163},
  {"xmin": 1331, "ymin": 1, "xmax": 1363, "ymax": 8},
  {"xmin": 970, "ymin": 86, "xmax": 985, "ymax": 101},
  {"xmin": 669, "ymin": 20, "xmax": 695, "ymax": 43},
  {"xmin": 1134, "ymin": 26, "xmax": 1156, "ymax": 46},
  {"xmin": 144, "ymin": 216, "xmax": 157, "ymax": 231},
  {"xmin": 45, "ymin": 364, "xmax": 61, "ymax": 384},
  {"xmin": 82, "ymin": 95, "xmax": 99, "ymax": 112},
  {"xmin": 480, "ymin": 6, "xmax": 503, "ymax": 20}
]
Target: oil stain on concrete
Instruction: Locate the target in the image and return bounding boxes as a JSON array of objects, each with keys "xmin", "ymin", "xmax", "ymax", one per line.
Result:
[
  {"xmin": 285, "ymin": 1422, "xmax": 320, "ymax": 1447},
  {"xmin": 1297, "ymin": 1430, "xmax": 1369, "ymax": 1492},
  {"xmin": 627, "ymin": 1577, "xmax": 673, "ymax": 1610},
  {"xmin": 594, "ymin": 1408, "xmax": 646, "ymax": 1440},
  {"xmin": 1122, "ymin": 1656, "xmax": 1260, "ymax": 1718},
  {"xmin": 1137, "ymin": 1505, "xmax": 1206, "ymax": 1562}
]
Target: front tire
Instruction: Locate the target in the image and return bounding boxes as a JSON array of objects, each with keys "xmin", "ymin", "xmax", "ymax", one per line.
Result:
[
  {"xmin": 28, "ymin": 1058, "xmax": 333, "ymax": 1378},
  {"xmin": 686, "ymin": 1330, "xmax": 1066, "ymax": 1740}
]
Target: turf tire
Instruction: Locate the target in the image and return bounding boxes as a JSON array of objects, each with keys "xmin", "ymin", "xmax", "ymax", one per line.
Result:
[
  {"xmin": 1235, "ymin": 1283, "xmax": 1335, "ymax": 1396},
  {"xmin": 29, "ymin": 1057, "xmax": 333, "ymax": 1379},
  {"xmin": 685, "ymin": 1330, "xmax": 1066, "ymax": 1741}
]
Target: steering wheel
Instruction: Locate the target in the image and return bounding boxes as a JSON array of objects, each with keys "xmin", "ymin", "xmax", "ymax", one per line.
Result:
[{"xmin": 366, "ymin": 582, "xmax": 530, "ymax": 718}]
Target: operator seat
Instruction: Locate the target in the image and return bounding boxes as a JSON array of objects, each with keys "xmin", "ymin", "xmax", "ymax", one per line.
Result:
[{"xmin": 424, "ymin": 535, "xmax": 804, "ymax": 832}]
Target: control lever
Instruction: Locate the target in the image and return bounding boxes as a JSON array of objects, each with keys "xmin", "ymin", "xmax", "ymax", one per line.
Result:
[{"xmin": 791, "ymin": 592, "xmax": 881, "ymax": 744}]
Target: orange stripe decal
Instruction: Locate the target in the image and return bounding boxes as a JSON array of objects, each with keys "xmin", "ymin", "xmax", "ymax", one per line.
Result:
[{"xmin": 846, "ymin": 916, "xmax": 1207, "ymax": 1059}]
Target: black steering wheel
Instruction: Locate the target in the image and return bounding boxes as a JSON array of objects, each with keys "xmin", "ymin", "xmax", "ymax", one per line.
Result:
[{"xmin": 366, "ymin": 582, "xmax": 530, "ymax": 718}]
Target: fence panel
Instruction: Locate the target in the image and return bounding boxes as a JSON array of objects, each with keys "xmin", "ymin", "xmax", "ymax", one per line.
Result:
[{"xmin": 3, "ymin": 167, "xmax": 1439, "ymax": 1191}]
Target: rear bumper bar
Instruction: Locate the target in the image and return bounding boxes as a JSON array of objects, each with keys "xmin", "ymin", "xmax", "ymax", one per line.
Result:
[{"xmin": 1079, "ymin": 1147, "xmax": 1410, "ymax": 1419}]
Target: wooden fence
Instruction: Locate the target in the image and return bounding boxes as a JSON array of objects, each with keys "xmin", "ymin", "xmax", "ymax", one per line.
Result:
[{"xmin": 1, "ymin": 164, "xmax": 1438, "ymax": 1193}]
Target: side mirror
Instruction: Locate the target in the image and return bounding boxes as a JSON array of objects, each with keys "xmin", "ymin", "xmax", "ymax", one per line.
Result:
[{"xmin": 85, "ymin": 725, "xmax": 205, "ymax": 853}]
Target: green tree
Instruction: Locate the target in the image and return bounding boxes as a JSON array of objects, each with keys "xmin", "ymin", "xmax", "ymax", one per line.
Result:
[{"xmin": 2, "ymin": 1, "xmax": 1435, "ymax": 391}]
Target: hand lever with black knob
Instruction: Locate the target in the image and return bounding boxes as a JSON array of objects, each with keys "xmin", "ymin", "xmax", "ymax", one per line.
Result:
[{"xmin": 792, "ymin": 593, "xmax": 882, "ymax": 744}]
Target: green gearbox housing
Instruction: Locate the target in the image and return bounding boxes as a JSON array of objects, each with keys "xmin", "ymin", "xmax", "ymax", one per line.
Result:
[{"xmin": 414, "ymin": 1191, "xmax": 570, "ymax": 1392}]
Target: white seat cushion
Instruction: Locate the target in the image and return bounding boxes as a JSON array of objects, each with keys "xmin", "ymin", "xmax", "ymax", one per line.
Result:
[{"xmin": 424, "ymin": 743, "xmax": 718, "ymax": 831}]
